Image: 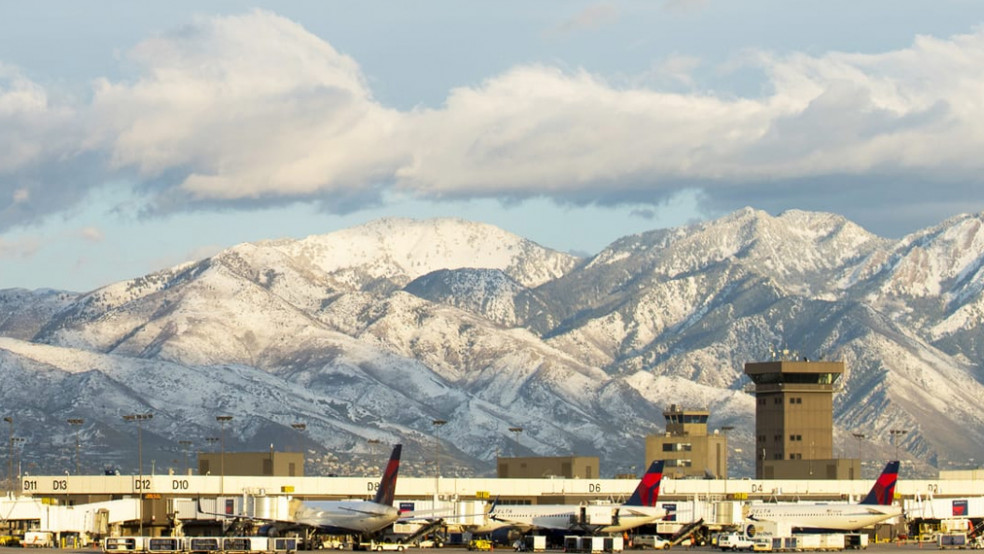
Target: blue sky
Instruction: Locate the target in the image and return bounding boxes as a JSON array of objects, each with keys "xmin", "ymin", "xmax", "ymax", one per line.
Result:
[{"xmin": 3, "ymin": 1, "xmax": 984, "ymax": 291}]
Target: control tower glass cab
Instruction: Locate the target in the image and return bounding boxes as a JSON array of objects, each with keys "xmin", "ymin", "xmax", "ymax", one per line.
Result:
[{"xmin": 744, "ymin": 360, "xmax": 844, "ymax": 478}]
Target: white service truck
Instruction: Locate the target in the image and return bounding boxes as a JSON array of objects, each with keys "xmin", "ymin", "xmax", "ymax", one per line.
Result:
[{"xmin": 717, "ymin": 532, "xmax": 758, "ymax": 551}]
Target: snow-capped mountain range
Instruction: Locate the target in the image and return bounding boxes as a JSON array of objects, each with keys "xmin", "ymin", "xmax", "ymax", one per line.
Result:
[{"xmin": 2, "ymin": 209, "xmax": 983, "ymax": 479}]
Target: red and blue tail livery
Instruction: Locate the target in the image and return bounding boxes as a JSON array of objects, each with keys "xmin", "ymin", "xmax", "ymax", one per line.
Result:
[
  {"xmin": 860, "ymin": 460, "xmax": 899, "ymax": 506},
  {"xmin": 625, "ymin": 460, "xmax": 665, "ymax": 507},
  {"xmin": 372, "ymin": 444, "xmax": 402, "ymax": 506}
]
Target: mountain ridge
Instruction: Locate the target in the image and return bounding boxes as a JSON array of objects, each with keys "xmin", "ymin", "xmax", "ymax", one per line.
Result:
[{"xmin": 2, "ymin": 208, "xmax": 983, "ymax": 477}]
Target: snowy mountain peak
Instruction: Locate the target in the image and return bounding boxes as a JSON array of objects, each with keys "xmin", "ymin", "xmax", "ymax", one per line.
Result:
[
  {"xmin": 230, "ymin": 217, "xmax": 580, "ymax": 289},
  {"xmin": 2, "ymin": 209, "xmax": 984, "ymax": 478}
]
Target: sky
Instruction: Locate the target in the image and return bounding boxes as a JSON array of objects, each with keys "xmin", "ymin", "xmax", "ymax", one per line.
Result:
[{"xmin": 3, "ymin": 1, "xmax": 984, "ymax": 292}]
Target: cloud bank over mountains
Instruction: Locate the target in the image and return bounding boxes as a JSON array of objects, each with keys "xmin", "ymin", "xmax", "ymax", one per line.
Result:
[{"xmin": 2, "ymin": 10, "xmax": 984, "ymax": 233}]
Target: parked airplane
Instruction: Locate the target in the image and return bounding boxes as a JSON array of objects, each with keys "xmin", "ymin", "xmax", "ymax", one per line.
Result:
[
  {"xmin": 474, "ymin": 460, "xmax": 667, "ymax": 534},
  {"xmin": 291, "ymin": 444, "xmax": 404, "ymax": 534},
  {"xmin": 746, "ymin": 460, "xmax": 901, "ymax": 532},
  {"xmin": 201, "ymin": 444, "xmax": 404, "ymax": 537}
]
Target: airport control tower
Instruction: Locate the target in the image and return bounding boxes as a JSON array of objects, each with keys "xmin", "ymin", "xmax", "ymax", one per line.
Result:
[
  {"xmin": 744, "ymin": 359, "xmax": 855, "ymax": 479},
  {"xmin": 645, "ymin": 405, "xmax": 728, "ymax": 479}
]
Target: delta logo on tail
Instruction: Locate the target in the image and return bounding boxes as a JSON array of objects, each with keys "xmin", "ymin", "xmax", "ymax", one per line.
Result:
[
  {"xmin": 860, "ymin": 460, "xmax": 899, "ymax": 506},
  {"xmin": 372, "ymin": 444, "xmax": 402, "ymax": 506},
  {"xmin": 625, "ymin": 460, "xmax": 665, "ymax": 507}
]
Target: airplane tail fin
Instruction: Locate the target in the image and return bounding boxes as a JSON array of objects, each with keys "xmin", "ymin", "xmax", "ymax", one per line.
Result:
[
  {"xmin": 624, "ymin": 460, "xmax": 665, "ymax": 507},
  {"xmin": 372, "ymin": 444, "xmax": 402, "ymax": 506},
  {"xmin": 860, "ymin": 460, "xmax": 899, "ymax": 505}
]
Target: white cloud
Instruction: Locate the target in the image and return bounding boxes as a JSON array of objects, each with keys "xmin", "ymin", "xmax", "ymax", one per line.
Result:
[
  {"xmin": 661, "ymin": 0, "xmax": 709, "ymax": 14},
  {"xmin": 3, "ymin": 11, "xmax": 984, "ymax": 235},
  {"xmin": 0, "ymin": 236, "xmax": 41, "ymax": 259},
  {"xmin": 549, "ymin": 3, "xmax": 620, "ymax": 36},
  {"xmin": 395, "ymin": 65, "xmax": 768, "ymax": 195},
  {"xmin": 78, "ymin": 227, "xmax": 104, "ymax": 242},
  {"xmin": 0, "ymin": 65, "xmax": 74, "ymax": 173},
  {"xmin": 652, "ymin": 54, "xmax": 702, "ymax": 89},
  {"xmin": 87, "ymin": 10, "xmax": 405, "ymax": 203}
]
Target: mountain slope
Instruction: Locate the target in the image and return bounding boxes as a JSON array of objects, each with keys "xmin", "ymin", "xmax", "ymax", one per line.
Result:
[{"xmin": 1, "ymin": 212, "xmax": 983, "ymax": 477}]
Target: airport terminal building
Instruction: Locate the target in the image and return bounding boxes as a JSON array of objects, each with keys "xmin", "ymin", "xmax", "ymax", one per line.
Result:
[{"xmin": 5, "ymin": 465, "xmax": 984, "ymax": 543}]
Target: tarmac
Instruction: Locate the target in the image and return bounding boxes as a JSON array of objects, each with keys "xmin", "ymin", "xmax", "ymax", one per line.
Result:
[{"xmin": 5, "ymin": 543, "xmax": 977, "ymax": 554}]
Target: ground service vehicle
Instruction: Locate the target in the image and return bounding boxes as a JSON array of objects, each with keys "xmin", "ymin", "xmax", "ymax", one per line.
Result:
[
  {"xmin": 22, "ymin": 532, "xmax": 53, "ymax": 548},
  {"xmin": 468, "ymin": 539, "xmax": 494, "ymax": 551},
  {"xmin": 366, "ymin": 541, "xmax": 406, "ymax": 552},
  {"xmin": 717, "ymin": 532, "xmax": 757, "ymax": 551},
  {"xmin": 634, "ymin": 535, "xmax": 671, "ymax": 549}
]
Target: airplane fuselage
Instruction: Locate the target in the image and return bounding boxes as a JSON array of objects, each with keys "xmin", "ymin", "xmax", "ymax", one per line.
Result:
[
  {"xmin": 294, "ymin": 500, "xmax": 399, "ymax": 535},
  {"xmin": 479, "ymin": 504, "xmax": 666, "ymax": 534},
  {"xmin": 747, "ymin": 503, "xmax": 902, "ymax": 532}
]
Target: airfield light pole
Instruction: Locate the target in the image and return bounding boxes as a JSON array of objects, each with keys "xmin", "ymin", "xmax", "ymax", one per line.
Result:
[
  {"xmin": 852, "ymin": 433, "xmax": 866, "ymax": 478},
  {"xmin": 67, "ymin": 418, "xmax": 84, "ymax": 475},
  {"xmin": 890, "ymin": 429, "xmax": 907, "ymax": 461},
  {"xmin": 4, "ymin": 417, "xmax": 12, "ymax": 495},
  {"xmin": 290, "ymin": 422, "xmax": 306, "ymax": 453},
  {"xmin": 508, "ymin": 427, "xmax": 523, "ymax": 454},
  {"xmin": 178, "ymin": 441, "xmax": 193, "ymax": 475},
  {"xmin": 11, "ymin": 438, "xmax": 24, "ymax": 481},
  {"xmin": 720, "ymin": 426, "xmax": 734, "ymax": 482},
  {"xmin": 367, "ymin": 439, "xmax": 381, "ymax": 471},
  {"xmin": 432, "ymin": 419, "xmax": 446, "ymax": 500},
  {"xmin": 216, "ymin": 416, "xmax": 232, "ymax": 495},
  {"xmin": 123, "ymin": 413, "xmax": 152, "ymax": 537},
  {"xmin": 719, "ymin": 426, "xmax": 734, "ymax": 496},
  {"xmin": 288, "ymin": 423, "xmax": 306, "ymax": 475}
]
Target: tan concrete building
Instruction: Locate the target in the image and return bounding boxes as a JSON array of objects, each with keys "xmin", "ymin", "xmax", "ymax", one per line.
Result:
[
  {"xmin": 759, "ymin": 458, "xmax": 859, "ymax": 480},
  {"xmin": 745, "ymin": 359, "xmax": 856, "ymax": 479},
  {"xmin": 198, "ymin": 451, "xmax": 305, "ymax": 477},
  {"xmin": 645, "ymin": 405, "xmax": 728, "ymax": 479},
  {"xmin": 496, "ymin": 456, "xmax": 599, "ymax": 479}
]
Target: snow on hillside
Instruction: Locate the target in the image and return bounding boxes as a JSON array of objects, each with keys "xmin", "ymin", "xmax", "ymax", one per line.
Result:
[
  {"xmin": 266, "ymin": 218, "xmax": 579, "ymax": 288},
  {"xmin": 2, "ymin": 211, "xmax": 984, "ymax": 477}
]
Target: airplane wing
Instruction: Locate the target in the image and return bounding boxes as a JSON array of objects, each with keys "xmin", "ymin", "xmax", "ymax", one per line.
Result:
[
  {"xmin": 337, "ymin": 505, "xmax": 391, "ymax": 516},
  {"xmin": 196, "ymin": 499, "xmax": 285, "ymax": 523},
  {"xmin": 487, "ymin": 514, "xmax": 535, "ymax": 531},
  {"xmin": 618, "ymin": 507, "xmax": 666, "ymax": 518}
]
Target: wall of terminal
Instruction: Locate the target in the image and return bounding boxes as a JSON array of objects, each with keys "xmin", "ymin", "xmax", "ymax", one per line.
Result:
[
  {"xmin": 197, "ymin": 452, "xmax": 304, "ymax": 477},
  {"xmin": 20, "ymin": 473, "xmax": 984, "ymax": 502},
  {"xmin": 496, "ymin": 456, "xmax": 599, "ymax": 479}
]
